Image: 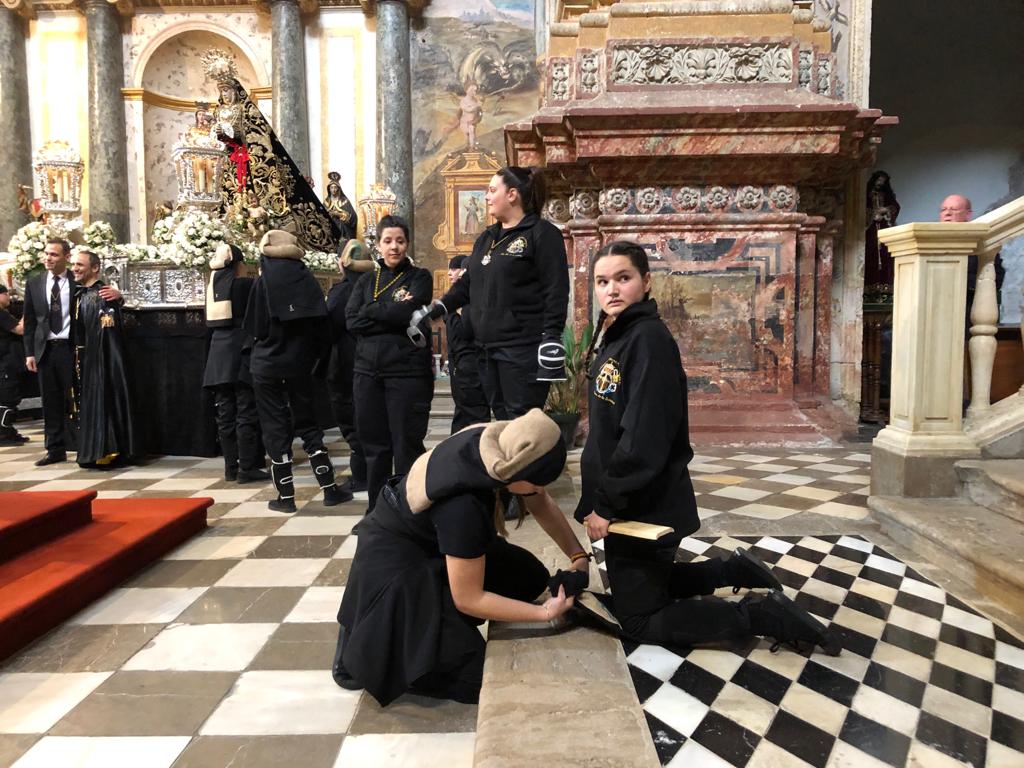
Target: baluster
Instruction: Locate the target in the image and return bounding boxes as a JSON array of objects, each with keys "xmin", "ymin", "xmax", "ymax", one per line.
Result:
[{"xmin": 967, "ymin": 251, "xmax": 999, "ymax": 417}]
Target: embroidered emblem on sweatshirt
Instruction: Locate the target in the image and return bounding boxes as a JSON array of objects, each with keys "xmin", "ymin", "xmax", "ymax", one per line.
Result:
[
  {"xmin": 595, "ymin": 358, "xmax": 621, "ymax": 403},
  {"xmin": 393, "ymin": 286, "xmax": 414, "ymax": 302},
  {"xmin": 506, "ymin": 236, "xmax": 527, "ymax": 256}
]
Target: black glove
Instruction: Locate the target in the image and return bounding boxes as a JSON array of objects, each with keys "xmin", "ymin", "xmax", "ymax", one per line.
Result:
[
  {"xmin": 548, "ymin": 568, "xmax": 588, "ymax": 599},
  {"xmin": 536, "ymin": 335, "xmax": 567, "ymax": 382}
]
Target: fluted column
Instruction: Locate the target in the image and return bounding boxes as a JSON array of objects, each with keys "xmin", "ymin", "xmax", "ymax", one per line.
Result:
[
  {"xmin": 269, "ymin": 0, "xmax": 310, "ymax": 175},
  {"xmin": 366, "ymin": 0, "xmax": 416, "ymax": 226},
  {"xmin": 84, "ymin": 0, "xmax": 130, "ymax": 241},
  {"xmin": 0, "ymin": 8, "xmax": 32, "ymax": 247}
]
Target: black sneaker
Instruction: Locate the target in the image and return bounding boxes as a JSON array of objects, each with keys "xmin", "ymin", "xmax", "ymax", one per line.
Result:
[
  {"xmin": 237, "ymin": 468, "xmax": 271, "ymax": 484},
  {"xmin": 224, "ymin": 467, "xmax": 238, "ymax": 482},
  {"xmin": 744, "ymin": 591, "xmax": 842, "ymax": 657},
  {"xmin": 728, "ymin": 548, "xmax": 783, "ymax": 594},
  {"xmin": 349, "ymin": 478, "xmax": 368, "ymax": 493},
  {"xmin": 323, "ymin": 484, "xmax": 354, "ymax": 507},
  {"xmin": 268, "ymin": 497, "xmax": 297, "ymax": 513}
]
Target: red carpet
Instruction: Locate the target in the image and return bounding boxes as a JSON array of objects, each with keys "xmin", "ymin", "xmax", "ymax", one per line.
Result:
[
  {"xmin": 0, "ymin": 493, "xmax": 211, "ymax": 662},
  {"xmin": 0, "ymin": 491, "xmax": 95, "ymax": 561}
]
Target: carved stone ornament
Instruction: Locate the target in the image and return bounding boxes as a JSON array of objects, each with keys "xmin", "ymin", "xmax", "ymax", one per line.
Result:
[
  {"xmin": 545, "ymin": 196, "xmax": 570, "ymax": 223},
  {"xmin": 767, "ymin": 185, "xmax": 798, "ymax": 211},
  {"xmin": 672, "ymin": 187, "xmax": 701, "ymax": 212},
  {"xmin": 610, "ymin": 42, "xmax": 794, "ymax": 86},
  {"xmin": 635, "ymin": 187, "xmax": 665, "ymax": 214},
  {"xmin": 798, "ymin": 48, "xmax": 813, "ymax": 90},
  {"xmin": 578, "ymin": 51, "xmax": 601, "ymax": 95},
  {"xmin": 817, "ymin": 55, "xmax": 834, "ymax": 96},
  {"xmin": 599, "ymin": 188, "xmax": 631, "ymax": 215},
  {"xmin": 569, "ymin": 190, "xmax": 599, "ymax": 220},
  {"xmin": 704, "ymin": 186, "xmax": 733, "ymax": 210},
  {"xmin": 735, "ymin": 185, "xmax": 764, "ymax": 212},
  {"xmin": 550, "ymin": 58, "xmax": 571, "ymax": 101}
]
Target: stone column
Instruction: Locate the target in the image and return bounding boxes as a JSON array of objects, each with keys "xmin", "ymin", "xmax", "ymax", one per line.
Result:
[
  {"xmin": 269, "ymin": 0, "xmax": 310, "ymax": 176},
  {"xmin": 0, "ymin": 8, "xmax": 32, "ymax": 247},
  {"xmin": 369, "ymin": 0, "xmax": 415, "ymax": 226},
  {"xmin": 870, "ymin": 223, "xmax": 986, "ymax": 498},
  {"xmin": 84, "ymin": 0, "xmax": 130, "ymax": 241}
]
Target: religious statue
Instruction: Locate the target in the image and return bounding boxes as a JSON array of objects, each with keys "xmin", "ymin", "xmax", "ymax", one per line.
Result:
[
  {"xmin": 246, "ymin": 192, "xmax": 268, "ymax": 238},
  {"xmin": 16, "ymin": 185, "xmax": 43, "ymax": 221},
  {"xmin": 324, "ymin": 172, "xmax": 358, "ymax": 241},
  {"xmin": 864, "ymin": 170, "xmax": 900, "ymax": 295},
  {"xmin": 458, "ymin": 83, "xmax": 484, "ymax": 149}
]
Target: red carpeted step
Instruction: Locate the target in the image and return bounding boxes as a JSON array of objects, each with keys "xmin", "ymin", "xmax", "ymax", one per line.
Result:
[
  {"xmin": 0, "ymin": 497, "xmax": 211, "ymax": 662},
  {"xmin": 0, "ymin": 491, "xmax": 96, "ymax": 562}
]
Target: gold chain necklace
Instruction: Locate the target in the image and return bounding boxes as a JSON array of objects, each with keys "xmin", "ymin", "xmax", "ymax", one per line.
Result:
[
  {"xmin": 373, "ymin": 265, "xmax": 405, "ymax": 300},
  {"xmin": 482, "ymin": 232, "xmax": 514, "ymax": 265}
]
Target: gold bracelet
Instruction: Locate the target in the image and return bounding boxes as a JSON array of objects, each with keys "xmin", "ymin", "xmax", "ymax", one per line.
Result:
[{"xmin": 570, "ymin": 551, "xmax": 591, "ymax": 563}]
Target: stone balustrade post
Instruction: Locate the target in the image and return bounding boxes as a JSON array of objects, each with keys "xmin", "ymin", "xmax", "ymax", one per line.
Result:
[
  {"xmin": 269, "ymin": 0, "xmax": 310, "ymax": 176},
  {"xmin": 0, "ymin": 8, "xmax": 32, "ymax": 248},
  {"xmin": 870, "ymin": 223, "xmax": 986, "ymax": 497},
  {"xmin": 967, "ymin": 250, "xmax": 1000, "ymax": 418},
  {"xmin": 84, "ymin": 0, "xmax": 130, "ymax": 241}
]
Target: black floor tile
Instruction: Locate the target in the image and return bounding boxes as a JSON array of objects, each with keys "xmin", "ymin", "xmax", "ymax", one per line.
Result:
[
  {"xmin": 945, "ymin": 593, "xmax": 981, "ymax": 615},
  {"xmin": 839, "ymin": 710, "xmax": 911, "ymax": 766},
  {"xmin": 915, "ymin": 711, "xmax": 988, "ymax": 768},
  {"xmin": 748, "ymin": 546, "xmax": 783, "ymax": 565},
  {"xmin": 788, "ymin": 545, "xmax": 828, "ymax": 564},
  {"xmin": 669, "ymin": 661, "xmax": 727, "ymax": 706},
  {"xmin": 928, "ymin": 662, "xmax": 992, "ymax": 706},
  {"xmin": 764, "ymin": 709, "xmax": 835, "ymax": 768},
  {"xmin": 774, "ymin": 568, "xmax": 809, "ymax": 592},
  {"xmin": 893, "ymin": 591, "xmax": 945, "ymax": 620},
  {"xmin": 938, "ymin": 625, "xmax": 996, "ymax": 658},
  {"xmin": 830, "ymin": 544, "xmax": 870, "ymax": 564},
  {"xmin": 993, "ymin": 623, "xmax": 1024, "ymax": 648},
  {"xmin": 990, "ymin": 710, "xmax": 1024, "ymax": 753},
  {"xmin": 644, "ymin": 711, "xmax": 686, "ymax": 765},
  {"xmin": 629, "ymin": 664, "xmax": 664, "ymax": 704},
  {"xmin": 995, "ymin": 661, "xmax": 1024, "ymax": 692},
  {"xmin": 797, "ymin": 660, "xmax": 860, "ymax": 707},
  {"xmin": 731, "ymin": 660, "xmax": 791, "ymax": 705},
  {"xmin": 902, "ymin": 567, "xmax": 935, "ymax": 586},
  {"xmin": 811, "ymin": 565, "xmax": 856, "ymax": 591},
  {"xmin": 794, "ymin": 591, "xmax": 840, "ymax": 621},
  {"xmin": 841, "ymin": 591, "xmax": 890, "ymax": 621},
  {"xmin": 863, "ymin": 661, "xmax": 927, "ymax": 708},
  {"xmin": 830, "ymin": 625, "xmax": 877, "ymax": 659},
  {"xmin": 858, "ymin": 566, "xmax": 904, "ymax": 590},
  {"xmin": 691, "ymin": 710, "xmax": 759, "ymax": 767},
  {"xmin": 881, "ymin": 624, "xmax": 937, "ymax": 659}
]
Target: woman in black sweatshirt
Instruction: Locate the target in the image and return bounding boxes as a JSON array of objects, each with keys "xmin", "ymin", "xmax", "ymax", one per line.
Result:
[
  {"xmin": 346, "ymin": 215, "xmax": 434, "ymax": 512},
  {"xmin": 575, "ymin": 241, "xmax": 841, "ymax": 657}
]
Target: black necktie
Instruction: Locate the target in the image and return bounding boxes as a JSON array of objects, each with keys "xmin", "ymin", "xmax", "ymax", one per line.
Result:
[{"xmin": 49, "ymin": 276, "xmax": 63, "ymax": 335}]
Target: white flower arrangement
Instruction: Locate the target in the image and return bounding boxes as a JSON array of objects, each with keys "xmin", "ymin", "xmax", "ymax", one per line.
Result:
[
  {"xmin": 150, "ymin": 210, "xmax": 228, "ymax": 268},
  {"xmin": 151, "ymin": 213, "xmax": 178, "ymax": 246},
  {"xmin": 83, "ymin": 220, "xmax": 116, "ymax": 252},
  {"xmin": 303, "ymin": 250, "xmax": 337, "ymax": 273},
  {"xmin": 7, "ymin": 221, "xmax": 57, "ymax": 278},
  {"xmin": 112, "ymin": 243, "xmax": 160, "ymax": 263}
]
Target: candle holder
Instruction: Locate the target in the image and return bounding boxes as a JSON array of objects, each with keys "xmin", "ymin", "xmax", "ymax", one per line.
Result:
[
  {"xmin": 172, "ymin": 105, "xmax": 228, "ymax": 213},
  {"xmin": 357, "ymin": 182, "xmax": 398, "ymax": 258},
  {"xmin": 33, "ymin": 140, "xmax": 84, "ymax": 227}
]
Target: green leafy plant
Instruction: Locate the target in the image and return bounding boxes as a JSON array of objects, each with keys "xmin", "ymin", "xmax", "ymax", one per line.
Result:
[{"xmin": 545, "ymin": 322, "xmax": 594, "ymax": 415}]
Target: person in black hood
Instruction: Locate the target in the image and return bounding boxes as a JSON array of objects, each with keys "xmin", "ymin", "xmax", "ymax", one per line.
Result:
[
  {"xmin": 345, "ymin": 215, "xmax": 434, "ymax": 512},
  {"xmin": 575, "ymin": 241, "xmax": 841, "ymax": 657},
  {"xmin": 332, "ymin": 408, "xmax": 589, "ymax": 706},
  {"xmin": 244, "ymin": 229, "xmax": 352, "ymax": 512},
  {"xmin": 443, "ymin": 255, "xmax": 489, "ymax": 432},
  {"xmin": 203, "ymin": 243, "xmax": 268, "ymax": 484},
  {"xmin": 410, "ymin": 166, "xmax": 569, "ymax": 520}
]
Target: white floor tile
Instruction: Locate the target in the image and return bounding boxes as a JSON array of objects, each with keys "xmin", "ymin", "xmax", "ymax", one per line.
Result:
[
  {"xmin": 275, "ymin": 516, "xmax": 361, "ymax": 537},
  {"xmin": 729, "ymin": 503, "xmax": 799, "ymax": 520},
  {"xmin": 22, "ymin": 479, "xmax": 102, "ymax": 491},
  {"xmin": 216, "ymin": 558, "xmax": 329, "ymax": 588},
  {"xmin": 163, "ymin": 536, "xmax": 266, "ymax": 560},
  {"xmin": 333, "ymin": 733, "xmax": 475, "ymax": 768},
  {"xmin": 146, "ymin": 477, "xmax": 218, "ymax": 491},
  {"xmin": 123, "ymin": 623, "xmax": 277, "ymax": 671},
  {"xmin": 284, "ymin": 587, "xmax": 346, "ymax": 623},
  {"xmin": 807, "ymin": 501, "xmax": 868, "ymax": 520},
  {"xmin": 70, "ymin": 587, "xmax": 207, "ymax": 625},
  {"xmin": 643, "ymin": 682, "xmax": 708, "ymax": 737},
  {"xmin": 761, "ymin": 473, "xmax": 816, "ymax": 486},
  {"xmin": 334, "ymin": 537, "xmax": 358, "ymax": 559},
  {"xmin": 220, "ymin": 500, "xmax": 310, "ymax": 518},
  {"xmin": 200, "ymin": 670, "xmax": 360, "ymax": 735},
  {"xmin": 10, "ymin": 736, "xmax": 190, "ymax": 768},
  {"xmin": 709, "ymin": 485, "xmax": 771, "ymax": 501},
  {"xmin": 666, "ymin": 738, "xmax": 733, "ymax": 767},
  {"xmin": 627, "ymin": 645, "xmax": 685, "ymax": 682},
  {"xmin": 0, "ymin": 672, "xmax": 112, "ymax": 733},
  {"xmin": 188, "ymin": 488, "xmax": 262, "ymax": 504}
]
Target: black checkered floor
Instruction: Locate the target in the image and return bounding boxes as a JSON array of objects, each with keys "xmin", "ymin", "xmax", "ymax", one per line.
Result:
[{"xmin": 604, "ymin": 535, "xmax": 1024, "ymax": 768}]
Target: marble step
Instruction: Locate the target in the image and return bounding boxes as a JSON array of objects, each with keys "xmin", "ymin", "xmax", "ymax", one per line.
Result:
[
  {"xmin": 868, "ymin": 495, "xmax": 1024, "ymax": 616},
  {"xmin": 955, "ymin": 459, "xmax": 1024, "ymax": 524}
]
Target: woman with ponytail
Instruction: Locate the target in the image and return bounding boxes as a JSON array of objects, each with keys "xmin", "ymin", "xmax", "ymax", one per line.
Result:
[{"xmin": 575, "ymin": 241, "xmax": 842, "ymax": 657}]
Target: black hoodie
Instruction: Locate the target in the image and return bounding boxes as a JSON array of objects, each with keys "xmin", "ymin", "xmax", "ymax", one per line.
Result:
[{"xmin": 574, "ymin": 299, "xmax": 698, "ymax": 539}]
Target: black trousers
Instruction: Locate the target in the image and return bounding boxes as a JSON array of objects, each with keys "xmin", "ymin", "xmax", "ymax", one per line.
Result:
[
  {"xmin": 214, "ymin": 383, "xmax": 262, "ymax": 472},
  {"xmin": 410, "ymin": 537, "xmax": 549, "ymax": 704},
  {"xmin": 37, "ymin": 340, "xmax": 75, "ymax": 452},
  {"xmin": 0, "ymin": 379, "xmax": 19, "ymax": 437},
  {"xmin": 252, "ymin": 374, "xmax": 326, "ymax": 460},
  {"xmin": 354, "ymin": 373, "xmax": 433, "ymax": 511},
  {"xmin": 327, "ymin": 349, "xmax": 367, "ymax": 484},
  {"xmin": 449, "ymin": 352, "xmax": 490, "ymax": 433},
  {"xmin": 604, "ymin": 535, "xmax": 750, "ymax": 648},
  {"xmin": 479, "ymin": 345, "xmax": 550, "ymax": 419}
]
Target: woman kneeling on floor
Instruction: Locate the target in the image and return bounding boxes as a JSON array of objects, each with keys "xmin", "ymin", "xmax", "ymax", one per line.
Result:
[{"xmin": 331, "ymin": 409, "xmax": 590, "ymax": 705}]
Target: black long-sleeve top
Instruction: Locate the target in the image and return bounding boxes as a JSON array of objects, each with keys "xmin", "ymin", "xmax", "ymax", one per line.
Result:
[
  {"xmin": 345, "ymin": 259, "xmax": 434, "ymax": 378},
  {"xmin": 438, "ymin": 214, "xmax": 569, "ymax": 349},
  {"xmin": 573, "ymin": 299, "xmax": 699, "ymax": 539}
]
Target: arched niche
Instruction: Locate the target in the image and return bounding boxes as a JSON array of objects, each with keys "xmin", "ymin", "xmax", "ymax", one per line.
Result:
[{"xmin": 140, "ymin": 30, "xmax": 260, "ymax": 233}]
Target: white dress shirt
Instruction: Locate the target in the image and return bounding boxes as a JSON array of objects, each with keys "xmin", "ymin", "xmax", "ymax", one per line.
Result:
[{"xmin": 45, "ymin": 270, "xmax": 72, "ymax": 340}]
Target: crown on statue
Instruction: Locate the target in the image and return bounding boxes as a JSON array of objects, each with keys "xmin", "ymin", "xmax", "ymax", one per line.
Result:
[
  {"xmin": 327, "ymin": 171, "xmax": 341, "ymax": 184},
  {"xmin": 202, "ymin": 48, "xmax": 240, "ymax": 86}
]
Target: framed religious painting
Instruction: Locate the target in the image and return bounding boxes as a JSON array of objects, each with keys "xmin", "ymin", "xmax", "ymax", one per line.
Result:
[{"xmin": 432, "ymin": 149, "xmax": 501, "ymax": 262}]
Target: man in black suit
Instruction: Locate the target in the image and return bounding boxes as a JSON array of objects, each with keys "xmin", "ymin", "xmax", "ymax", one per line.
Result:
[{"xmin": 23, "ymin": 238, "xmax": 79, "ymax": 464}]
